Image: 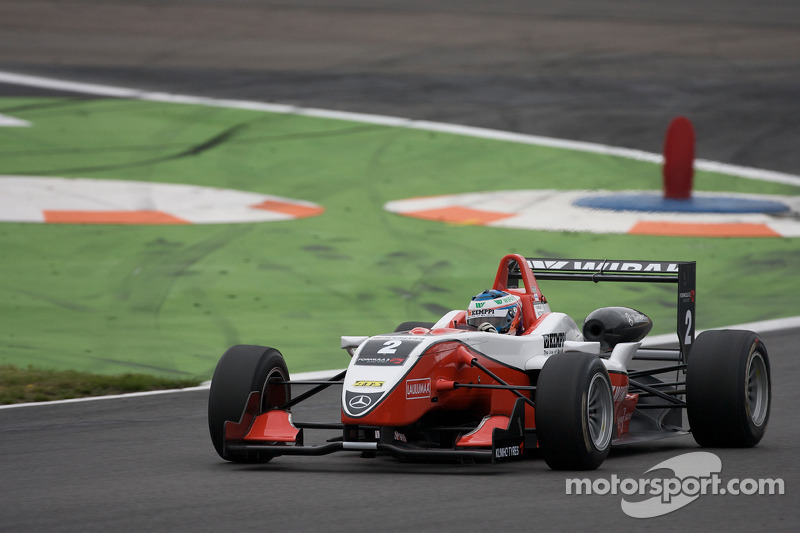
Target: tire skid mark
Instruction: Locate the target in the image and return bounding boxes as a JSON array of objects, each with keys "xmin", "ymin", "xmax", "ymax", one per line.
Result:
[
  {"xmin": 113, "ymin": 225, "xmax": 252, "ymax": 317},
  {"xmin": 2, "ymin": 286, "xmax": 93, "ymax": 312},
  {"xmin": 87, "ymin": 356, "xmax": 196, "ymax": 376},
  {"xmin": 3, "ymin": 120, "xmax": 250, "ymax": 176}
]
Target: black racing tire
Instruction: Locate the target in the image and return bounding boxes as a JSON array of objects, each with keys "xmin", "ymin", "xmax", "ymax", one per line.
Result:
[
  {"xmin": 535, "ymin": 353, "xmax": 615, "ymax": 470},
  {"xmin": 687, "ymin": 330, "xmax": 770, "ymax": 447},
  {"xmin": 208, "ymin": 345, "xmax": 291, "ymax": 462},
  {"xmin": 394, "ymin": 321, "xmax": 436, "ymax": 332}
]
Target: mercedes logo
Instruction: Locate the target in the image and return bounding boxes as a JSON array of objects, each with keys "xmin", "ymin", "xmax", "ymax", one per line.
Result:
[{"xmin": 348, "ymin": 395, "xmax": 372, "ymax": 409}]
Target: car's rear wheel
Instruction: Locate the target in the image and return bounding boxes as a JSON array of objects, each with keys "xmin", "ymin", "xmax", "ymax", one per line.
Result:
[
  {"xmin": 208, "ymin": 345, "xmax": 291, "ymax": 462},
  {"xmin": 535, "ymin": 352, "xmax": 614, "ymax": 470},
  {"xmin": 686, "ymin": 330, "xmax": 770, "ymax": 447}
]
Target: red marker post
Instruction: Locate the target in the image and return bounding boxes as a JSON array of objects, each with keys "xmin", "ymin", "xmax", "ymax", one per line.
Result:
[{"xmin": 662, "ymin": 116, "xmax": 695, "ymax": 200}]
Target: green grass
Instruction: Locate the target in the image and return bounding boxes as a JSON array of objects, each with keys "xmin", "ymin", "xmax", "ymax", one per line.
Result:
[
  {"xmin": 1, "ymin": 97, "xmax": 798, "ymax": 381},
  {"xmin": 0, "ymin": 365, "xmax": 201, "ymax": 405}
]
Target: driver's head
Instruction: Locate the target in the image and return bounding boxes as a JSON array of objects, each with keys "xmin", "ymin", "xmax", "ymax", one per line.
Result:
[{"xmin": 466, "ymin": 289, "xmax": 523, "ymax": 335}]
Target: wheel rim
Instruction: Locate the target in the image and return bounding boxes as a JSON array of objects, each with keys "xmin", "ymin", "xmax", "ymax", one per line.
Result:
[
  {"xmin": 587, "ymin": 373, "xmax": 614, "ymax": 450},
  {"xmin": 262, "ymin": 367, "xmax": 289, "ymax": 412},
  {"xmin": 746, "ymin": 351, "xmax": 769, "ymax": 427}
]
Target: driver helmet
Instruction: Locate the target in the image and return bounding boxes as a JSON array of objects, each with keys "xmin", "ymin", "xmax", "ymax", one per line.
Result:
[{"xmin": 466, "ymin": 289, "xmax": 524, "ymax": 335}]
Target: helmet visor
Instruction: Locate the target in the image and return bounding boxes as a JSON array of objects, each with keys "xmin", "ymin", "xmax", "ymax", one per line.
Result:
[{"xmin": 466, "ymin": 307, "xmax": 515, "ymax": 333}]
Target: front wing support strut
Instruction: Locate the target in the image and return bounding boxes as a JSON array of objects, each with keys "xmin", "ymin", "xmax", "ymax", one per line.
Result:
[
  {"xmin": 278, "ymin": 369, "xmax": 347, "ymax": 410},
  {"xmin": 458, "ymin": 348, "xmax": 536, "ymax": 409}
]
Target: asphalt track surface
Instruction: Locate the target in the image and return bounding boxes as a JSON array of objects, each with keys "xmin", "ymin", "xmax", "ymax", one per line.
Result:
[{"xmin": 1, "ymin": 1, "xmax": 799, "ymax": 530}]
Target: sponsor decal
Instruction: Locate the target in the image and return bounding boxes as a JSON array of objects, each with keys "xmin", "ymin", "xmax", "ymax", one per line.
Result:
[
  {"xmin": 616, "ymin": 407, "xmax": 633, "ymax": 435},
  {"xmin": 612, "ymin": 385, "xmax": 628, "ymax": 402},
  {"xmin": 469, "ymin": 308, "xmax": 502, "ymax": 318},
  {"xmin": 356, "ymin": 356, "xmax": 406, "ymax": 366},
  {"xmin": 679, "ymin": 290, "xmax": 696, "ymax": 303},
  {"xmin": 530, "ymin": 260, "xmax": 570, "ymax": 270},
  {"xmin": 543, "ymin": 332, "xmax": 566, "ymax": 350},
  {"xmin": 393, "ymin": 431, "xmax": 408, "ymax": 443},
  {"xmin": 625, "ymin": 311, "xmax": 649, "ymax": 326},
  {"xmin": 344, "ymin": 391, "xmax": 384, "ymax": 415},
  {"xmin": 355, "ymin": 338, "xmax": 421, "ymax": 366},
  {"xmin": 529, "ymin": 260, "xmax": 680, "ymax": 273},
  {"xmin": 348, "ymin": 395, "xmax": 372, "ymax": 409},
  {"xmin": 406, "ymin": 378, "xmax": 432, "ymax": 400},
  {"xmin": 353, "ymin": 380, "xmax": 384, "ymax": 387},
  {"xmin": 494, "ymin": 444, "xmax": 522, "ymax": 459},
  {"xmin": 614, "ymin": 388, "xmax": 637, "ymax": 437}
]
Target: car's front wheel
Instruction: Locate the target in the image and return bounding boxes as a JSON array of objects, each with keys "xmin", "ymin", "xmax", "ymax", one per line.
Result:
[
  {"xmin": 207, "ymin": 345, "xmax": 291, "ymax": 462},
  {"xmin": 535, "ymin": 352, "xmax": 614, "ymax": 470}
]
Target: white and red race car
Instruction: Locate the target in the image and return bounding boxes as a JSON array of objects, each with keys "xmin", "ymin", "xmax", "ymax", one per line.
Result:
[{"xmin": 208, "ymin": 254, "xmax": 771, "ymax": 469}]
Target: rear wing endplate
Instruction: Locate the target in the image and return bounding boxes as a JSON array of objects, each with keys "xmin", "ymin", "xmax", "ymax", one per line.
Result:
[{"xmin": 509, "ymin": 258, "xmax": 696, "ymax": 360}]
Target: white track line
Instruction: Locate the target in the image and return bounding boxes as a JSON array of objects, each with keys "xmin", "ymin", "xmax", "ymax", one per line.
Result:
[
  {"xmin": 1, "ymin": 70, "xmax": 798, "ymax": 409},
  {"xmin": 4, "ymin": 315, "xmax": 799, "ymax": 410},
  {"xmin": 2, "ymin": 70, "xmax": 799, "ymax": 187},
  {"xmin": 0, "ymin": 370, "xmax": 342, "ymax": 410},
  {"xmin": 642, "ymin": 316, "xmax": 800, "ymax": 346},
  {"xmin": 0, "ymin": 112, "xmax": 30, "ymax": 127}
]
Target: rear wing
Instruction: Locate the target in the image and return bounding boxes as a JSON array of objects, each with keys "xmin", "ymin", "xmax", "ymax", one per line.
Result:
[{"xmin": 508, "ymin": 258, "xmax": 696, "ymax": 359}]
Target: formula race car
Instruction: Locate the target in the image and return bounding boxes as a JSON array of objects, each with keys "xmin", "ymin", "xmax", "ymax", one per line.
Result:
[{"xmin": 208, "ymin": 254, "xmax": 771, "ymax": 470}]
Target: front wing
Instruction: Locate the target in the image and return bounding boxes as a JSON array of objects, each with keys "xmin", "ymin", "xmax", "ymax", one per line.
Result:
[{"xmin": 223, "ymin": 391, "xmax": 528, "ymax": 464}]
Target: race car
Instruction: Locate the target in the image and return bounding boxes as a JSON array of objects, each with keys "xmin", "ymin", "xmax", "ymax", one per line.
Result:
[{"xmin": 208, "ymin": 254, "xmax": 771, "ymax": 470}]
